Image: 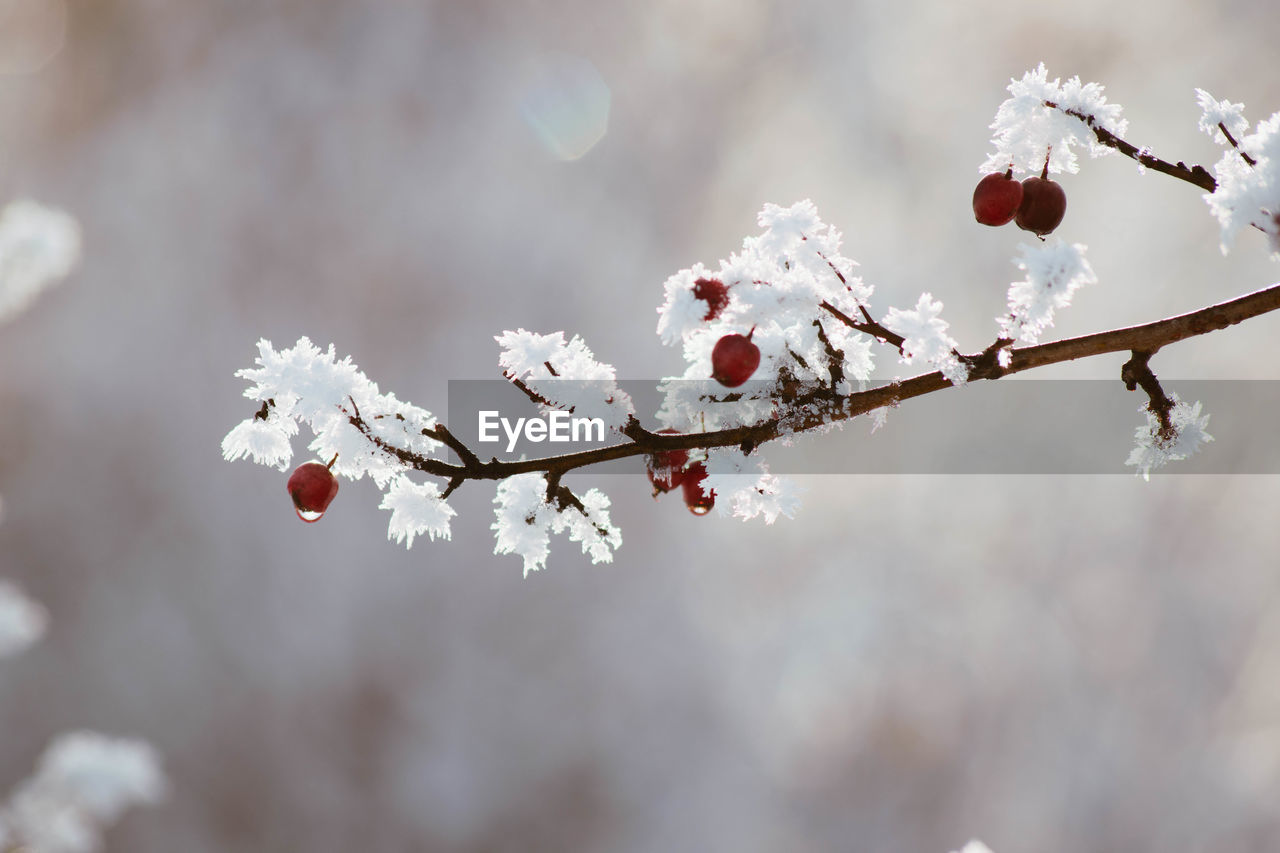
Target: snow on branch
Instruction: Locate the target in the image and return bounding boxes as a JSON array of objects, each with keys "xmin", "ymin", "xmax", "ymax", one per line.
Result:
[
  {"xmin": 492, "ymin": 473, "xmax": 621, "ymax": 576},
  {"xmin": 1000, "ymin": 241, "xmax": 1097, "ymax": 345},
  {"xmin": 380, "ymin": 475, "xmax": 456, "ymax": 548},
  {"xmin": 496, "ymin": 329, "xmax": 635, "ymax": 431},
  {"xmin": 1202, "ymin": 104, "xmax": 1280, "ymax": 256},
  {"xmin": 981, "ymin": 63, "xmax": 1127, "ymax": 176},
  {"xmin": 1126, "ymin": 394, "xmax": 1213, "ymax": 480},
  {"xmin": 657, "ymin": 200, "xmax": 875, "ymax": 402},
  {"xmin": 881, "ymin": 293, "xmax": 967, "ymax": 385},
  {"xmin": 702, "ymin": 450, "xmax": 802, "ymax": 524},
  {"xmin": 1196, "ymin": 88, "xmax": 1249, "ymax": 142}
]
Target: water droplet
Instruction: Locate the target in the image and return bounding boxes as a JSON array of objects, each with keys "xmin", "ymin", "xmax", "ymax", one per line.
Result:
[
  {"xmin": 687, "ymin": 503, "xmax": 712, "ymax": 516},
  {"xmin": 296, "ymin": 508, "xmax": 324, "ymax": 523}
]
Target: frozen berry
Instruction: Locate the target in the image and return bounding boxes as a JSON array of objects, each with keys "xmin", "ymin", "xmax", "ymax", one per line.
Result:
[
  {"xmin": 972, "ymin": 169, "xmax": 1023, "ymax": 226},
  {"xmin": 646, "ymin": 429, "xmax": 689, "ymax": 495},
  {"xmin": 681, "ymin": 462, "xmax": 714, "ymax": 515},
  {"xmin": 287, "ymin": 460, "xmax": 338, "ymax": 523},
  {"xmin": 693, "ymin": 277, "xmax": 730, "ymax": 321},
  {"xmin": 1015, "ymin": 176, "xmax": 1066, "ymax": 236},
  {"xmin": 711, "ymin": 331, "xmax": 760, "ymax": 388}
]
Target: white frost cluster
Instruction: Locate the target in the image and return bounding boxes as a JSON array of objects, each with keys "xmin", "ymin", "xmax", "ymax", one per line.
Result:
[
  {"xmin": 0, "ymin": 579, "xmax": 48, "ymax": 658},
  {"xmin": 881, "ymin": 293, "xmax": 968, "ymax": 385},
  {"xmin": 0, "ymin": 200, "xmax": 81, "ymax": 324},
  {"xmin": 1200, "ymin": 96, "xmax": 1280, "ymax": 256},
  {"xmin": 1000, "ymin": 241, "xmax": 1097, "ymax": 344},
  {"xmin": 379, "ymin": 476, "xmax": 456, "ymax": 548},
  {"xmin": 491, "ymin": 473, "xmax": 621, "ymax": 576},
  {"xmin": 1195, "ymin": 88, "xmax": 1249, "ymax": 141},
  {"xmin": 657, "ymin": 200, "xmax": 874, "ymax": 429},
  {"xmin": 495, "ymin": 329, "xmax": 635, "ymax": 431},
  {"xmin": 981, "ymin": 63, "xmax": 1128, "ymax": 177},
  {"xmin": 222, "ymin": 337, "xmax": 454, "ymax": 543},
  {"xmin": 1126, "ymin": 395, "xmax": 1213, "ymax": 480},
  {"xmin": 0, "ymin": 732, "xmax": 165, "ymax": 853},
  {"xmin": 660, "ymin": 201, "xmax": 870, "ymax": 417},
  {"xmin": 653, "ymin": 200, "xmax": 884, "ymax": 520},
  {"xmin": 701, "ymin": 449, "xmax": 803, "ymax": 524}
]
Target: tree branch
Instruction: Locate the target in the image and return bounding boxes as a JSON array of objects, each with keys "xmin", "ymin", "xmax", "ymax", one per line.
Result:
[
  {"xmin": 1044, "ymin": 100, "xmax": 1218, "ymax": 192},
  {"xmin": 352, "ymin": 281, "xmax": 1280, "ymax": 484},
  {"xmin": 1121, "ymin": 351, "xmax": 1176, "ymax": 440},
  {"xmin": 819, "ymin": 300, "xmax": 906, "ymax": 351}
]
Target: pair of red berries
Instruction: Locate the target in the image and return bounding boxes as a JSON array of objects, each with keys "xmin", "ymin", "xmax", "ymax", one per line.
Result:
[
  {"xmin": 973, "ymin": 166, "xmax": 1066, "ymax": 236},
  {"xmin": 287, "ymin": 459, "xmax": 339, "ymax": 522},
  {"xmin": 646, "ymin": 430, "xmax": 715, "ymax": 514},
  {"xmin": 690, "ymin": 277, "xmax": 761, "ymax": 388}
]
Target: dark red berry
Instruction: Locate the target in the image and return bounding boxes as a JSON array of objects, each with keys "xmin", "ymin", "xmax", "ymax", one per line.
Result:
[
  {"xmin": 1015, "ymin": 176, "xmax": 1067, "ymax": 236},
  {"xmin": 692, "ymin": 277, "xmax": 730, "ymax": 321},
  {"xmin": 287, "ymin": 460, "xmax": 339, "ymax": 522},
  {"xmin": 973, "ymin": 170, "xmax": 1024, "ymax": 226},
  {"xmin": 646, "ymin": 429, "xmax": 689, "ymax": 495},
  {"xmin": 681, "ymin": 462, "xmax": 714, "ymax": 515},
  {"xmin": 711, "ymin": 331, "xmax": 761, "ymax": 388}
]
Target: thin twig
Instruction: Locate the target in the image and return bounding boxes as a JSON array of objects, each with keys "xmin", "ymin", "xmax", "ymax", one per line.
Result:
[
  {"xmin": 1218, "ymin": 121, "xmax": 1257, "ymax": 167},
  {"xmin": 427, "ymin": 423, "xmax": 482, "ymax": 470},
  {"xmin": 1044, "ymin": 100, "xmax": 1217, "ymax": 192},
  {"xmin": 819, "ymin": 300, "xmax": 906, "ymax": 351},
  {"xmin": 1121, "ymin": 351, "xmax": 1176, "ymax": 440},
  {"xmin": 812, "ymin": 319, "xmax": 846, "ymax": 387}
]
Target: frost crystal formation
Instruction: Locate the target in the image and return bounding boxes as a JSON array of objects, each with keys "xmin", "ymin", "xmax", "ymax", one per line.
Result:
[
  {"xmin": 1197, "ymin": 90, "xmax": 1280, "ymax": 257},
  {"xmin": 981, "ymin": 63, "xmax": 1127, "ymax": 177},
  {"xmin": 1000, "ymin": 241, "xmax": 1097, "ymax": 344},
  {"xmin": 882, "ymin": 293, "xmax": 967, "ymax": 385},
  {"xmin": 1126, "ymin": 396, "xmax": 1214, "ymax": 480}
]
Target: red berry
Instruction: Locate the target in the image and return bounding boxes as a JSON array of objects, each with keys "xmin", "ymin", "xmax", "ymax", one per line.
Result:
[
  {"xmin": 1015, "ymin": 176, "xmax": 1067, "ymax": 236},
  {"xmin": 287, "ymin": 460, "xmax": 339, "ymax": 523},
  {"xmin": 972, "ymin": 170, "xmax": 1024, "ymax": 226},
  {"xmin": 646, "ymin": 429, "xmax": 689, "ymax": 495},
  {"xmin": 711, "ymin": 331, "xmax": 761, "ymax": 388},
  {"xmin": 693, "ymin": 277, "xmax": 730, "ymax": 321},
  {"xmin": 681, "ymin": 462, "xmax": 714, "ymax": 515}
]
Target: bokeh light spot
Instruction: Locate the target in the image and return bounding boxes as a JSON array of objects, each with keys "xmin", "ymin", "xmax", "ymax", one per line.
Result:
[{"xmin": 518, "ymin": 52, "xmax": 610, "ymax": 161}]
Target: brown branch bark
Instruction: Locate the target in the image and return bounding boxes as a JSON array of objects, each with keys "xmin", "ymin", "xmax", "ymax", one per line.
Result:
[
  {"xmin": 353, "ymin": 281, "xmax": 1280, "ymax": 483},
  {"xmin": 819, "ymin": 300, "xmax": 906, "ymax": 351},
  {"xmin": 1044, "ymin": 100, "xmax": 1217, "ymax": 192}
]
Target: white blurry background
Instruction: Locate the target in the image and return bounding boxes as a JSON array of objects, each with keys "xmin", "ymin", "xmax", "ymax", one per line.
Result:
[{"xmin": 2, "ymin": 1, "xmax": 1280, "ymax": 850}]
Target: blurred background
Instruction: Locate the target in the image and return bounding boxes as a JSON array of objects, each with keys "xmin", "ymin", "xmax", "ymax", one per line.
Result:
[{"xmin": 2, "ymin": 1, "xmax": 1280, "ymax": 850}]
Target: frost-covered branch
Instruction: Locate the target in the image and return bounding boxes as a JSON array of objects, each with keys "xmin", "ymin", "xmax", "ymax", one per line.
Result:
[
  {"xmin": 224, "ymin": 65, "xmax": 1280, "ymax": 572},
  {"xmin": 1044, "ymin": 99, "xmax": 1218, "ymax": 192},
  {"xmin": 229, "ymin": 278, "xmax": 1280, "ymax": 539}
]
